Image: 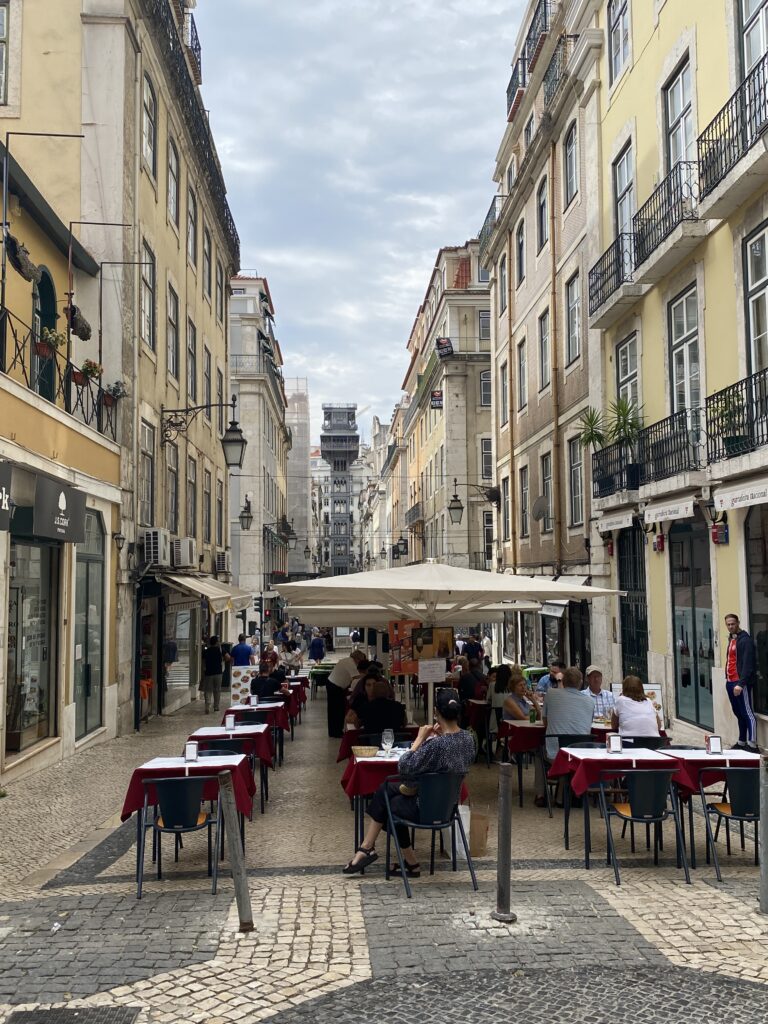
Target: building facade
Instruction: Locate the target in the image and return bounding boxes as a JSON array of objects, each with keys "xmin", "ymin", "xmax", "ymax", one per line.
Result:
[
  {"xmin": 319, "ymin": 405, "xmax": 360, "ymax": 576},
  {"xmin": 285, "ymin": 378, "xmax": 314, "ymax": 579}
]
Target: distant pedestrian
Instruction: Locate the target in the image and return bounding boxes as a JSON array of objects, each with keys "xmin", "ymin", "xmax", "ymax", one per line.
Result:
[
  {"xmin": 231, "ymin": 633, "xmax": 256, "ymax": 667},
  {"xmin": 201, "ymin": 635, "xmax": 230, "ymax": 714},
  {"xmin": 309, "ymin": 629, "xmax": 326, "ymax": 664},
  {"xmin": 724, "ymin": 613, "xmax": 758, "ymax": 750}
]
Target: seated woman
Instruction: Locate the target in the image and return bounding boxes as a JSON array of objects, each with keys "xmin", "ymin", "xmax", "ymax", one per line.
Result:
[
  {"xmin": 611, "ymin": 675, "xmax": 661, "ymax": 736},
  {"xmin": 487, "ymin": 664, "xmax": 511, "ymax": 723},
  {"xmin": 342, "ymin": 688, "xmax": 475, "ymax": 877},
  {"xmin": 503, "ymin": 669, "xmax": 538, "ymax": 722},
  {"xmin": 344, "ymin": 674, "xmax": 377, "ymax": 728},
  {"xmin": 358, "ymin": 679, "xmax": 406, "ymax": 734}
]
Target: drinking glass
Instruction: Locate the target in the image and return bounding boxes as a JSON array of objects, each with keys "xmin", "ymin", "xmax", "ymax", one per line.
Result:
[{"xmin": 381, "ymin": 729, "xmax": 394, "ymax": 756}]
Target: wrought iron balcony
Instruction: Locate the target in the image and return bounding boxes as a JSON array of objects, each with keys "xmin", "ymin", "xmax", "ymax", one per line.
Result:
[
  {"xmin": 591, "ymin": 441, "xmax": 639, "ymax": 498},
  {"xmin": 638, "ymin": 409, "xmax": 702, "ymax": 484},
  {"xmin": 506, "ymin": 59, "xmax": 527, "ymax": 121},
  {"xmin": 633, "ymin": 161, "xmax": 699, "ymax": 268},
  {"xmin": 698, "ymin": 51, "xmax": 768, "ymax": 200},
  {"xmin": 588, "ymin": 233, "xmax": 635, "ymax": 315},
  {"xmin": 525, "ymin": 1, "xmax": 550, "ymax": 72},
  {"xmin": 478, "ymin": 194, "xmax": 507, "ymax": 259},
  {"xmin": 543, "ymin": 34, "xmax": 577, "ymax": 108},
  {"xmin": 707, "ymin": 369, "xmax": 768, "ymax": 462},
  {"xmin": 186, "ymin": 12, "xmax": 202, "ymax": 84},
  {"xmin": 405, "ymin": 501, "xmax": 423, "ymax": 527},
  {"xmin": 0, "ymin": 308, "xmax": 119, "ymax": 442}
]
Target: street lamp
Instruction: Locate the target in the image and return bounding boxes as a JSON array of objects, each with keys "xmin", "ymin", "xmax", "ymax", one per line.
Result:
[
  {"xmin": 238, "ymin": 497, "xmax": 253, "ymax": 531},
  {"xmin": 162, "ymin": 395, "xmax": 247, "ymax": 469},
  {"xmin": 447, "ymin": 478, "xmax": 464, "ymax": 525},
  {"xmin": 397, "ymin": 534, "xmax": 408, "ymax": 556},
  {"xmin": 380, "ymin": 545, "xmax": 387, "ymax": 560},
  {"xmin": 287, "ymin": 519, "xmax": 298, "ymax": 550},
  {"xmin": 303, "ymin": 543, "xmax": 311, "ymax": 559}
]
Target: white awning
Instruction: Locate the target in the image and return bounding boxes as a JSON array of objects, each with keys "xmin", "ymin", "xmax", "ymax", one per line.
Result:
[
  {"xmin": 597, "ymin": 511, "xmax": 636, "ymax": 533},
  {"xmin": 163, "ymin": 574, "xmax": 252, "ymax": 614},
  {"xmin": 714, "ymin": 475, "xmax": 768, "ymax": 512},
  {"xmin": 643, "ymin": 498, "xmax": 696, "ymax": 524}
]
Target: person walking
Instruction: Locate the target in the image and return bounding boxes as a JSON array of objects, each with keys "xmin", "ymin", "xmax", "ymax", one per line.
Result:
[
  {"xmin": 231, "ymin": 633, "xmax": 256, "ymax": 667},
  {"xmin": 201, "ymin": 635, "xmax": 230, "ymax": 714},
  {"xmin": 482, "ymin": 632, "xmax": 493, "ymax": 670},
  {"xmin": 724, "ymin": 613, "xmax": 758, "ymax": 750},
  {"xmin": 309, "ymin": 629, "xmax": 326, "ymax": 664}
]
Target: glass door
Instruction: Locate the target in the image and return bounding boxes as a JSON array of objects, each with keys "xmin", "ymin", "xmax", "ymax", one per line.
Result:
[
  {"xmin": 618, "ymin": 525, "xmax": 649, "ymax": 681},
  {"xmin": 670, "ymin": 511, "xmax": 714, "ymax": 729},
  {"xmin": 74, "ymin": 512, "xmax": 105, "ymax": 739}
]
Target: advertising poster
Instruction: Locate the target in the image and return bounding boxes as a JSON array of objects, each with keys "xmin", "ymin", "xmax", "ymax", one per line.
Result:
[
  {"xmin": 231, "ymin": 667, "xmax": 256, "ymax": 704},
  {"xmin": 412, "ymin": 626, "xmax": 454, "ymax": 660},
  {"xmin": 388, "ymin": 619, "xmax": 421, "ymax": 675}
]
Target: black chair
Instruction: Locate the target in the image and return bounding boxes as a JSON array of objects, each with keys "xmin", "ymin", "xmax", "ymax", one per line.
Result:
[
  {"xmin": 239, "ymin": 709, "xmax": 269, "ymax": 725},
  {"xmin": 198, "ymin": 737, "xmax": 267, "ymax": 816},
  {"xmin": 598, "ymin": 769, "xmax": 690, "ymax": 886},
  {"xmin": 383, "ymin": 772, "xmax": 477, "ymax": 899},
  {"xmin": 197, "ymin": 749, "xmax": 250, "ymax": 852},
  {"xmin": 137, "ymin": 776, "xmax": 221, "ymax": 899},
  {"xmin": 621, "ymin": 735, "xmax": 669, "ymax": 749},
  {"xmin": 474, "ymin": 704, "xmax": 494, "ymax": 768},
  {"xmin": 700, "ymin": 767, "xmax": 760, "ymax": 881},
  {"xmin": 545, "ymin": 734, "xmax": 597, "ymax": 819}
]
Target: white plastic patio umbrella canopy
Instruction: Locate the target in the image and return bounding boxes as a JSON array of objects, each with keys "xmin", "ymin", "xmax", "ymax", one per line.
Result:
[
  {"xmin": 281, "ymin": 601, "xmax": 541, "ymax": 627},
  {"xmin": 275, "ymin": 561, "xmax": 617, "ymax": 625}
]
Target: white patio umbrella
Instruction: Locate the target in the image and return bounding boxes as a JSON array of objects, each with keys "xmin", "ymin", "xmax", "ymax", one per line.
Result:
[{"xmin": 282, "ymin": 601, "xmax": 541, "ymax": 628}]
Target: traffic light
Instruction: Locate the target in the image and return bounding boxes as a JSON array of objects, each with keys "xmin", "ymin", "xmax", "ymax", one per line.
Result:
[
  {"xmin": 264, "ymin": 608, "xmax": 272, "ymax": 620},
  {"xmin": 253, "ymin": 595, "xmax": 263, "ymax": 614}
]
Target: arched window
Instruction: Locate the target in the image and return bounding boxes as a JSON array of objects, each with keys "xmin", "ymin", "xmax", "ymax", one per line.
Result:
[
  {"xmin": 480, "ymin": 369, "xmax": 491, "ymax": 406},
  {"xmin": 142, "ymin": 74, "xmax": 157, "ymax": 174},
  {"xmin": 564, "ymin": 121, "xmax": 578, "ymax": 206}
]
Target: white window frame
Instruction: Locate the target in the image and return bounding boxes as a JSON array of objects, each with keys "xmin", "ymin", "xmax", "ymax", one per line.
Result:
[
  {"xmin": 502, "ymin": 476, "xmax": 511, "ymax": 541},
  {"xmin": 500, "ymin": 361, "xmax": 509, "ymax": 426},
  {"xmin": 167, "ymin": 138, "xmax": 180, "ymax": 226},
  {"xmin": 516, "ymin": 221, "xmax": 525, "ymax": 285},
  {"xmin": 142, "ymin": 74, "xmax": 157, "ymax": 175},
  {"xmin": 538, "ymin": 308, "xmax": 550, "ymax": 389},
  {"xmin": 481, "ymin": 438, "xmax": 493, "ymax": 479},
  {"xmin": 140, "ymin": 241, "xmax": 155, "ymax": 351},
  {"xmin": 564, "ymin": 122, "xmax": 578, "ymax": 207},
  {"xmin": 565, "ymin": 273, "xmax": 581, "ymax": 364},
  {"xmin": 608, "ymin": 0, "xmax": 630, "ymax": 84},
  {"xmin": 499, "ymin": 255, "xmax": 507, "ymax": 313},
  {"xmin": 536, "ymin": 178, "xmax": 548, "ymax": 252},
  {"xmin": 519, "ymin": 466, "xmax": 529, "ymax": 538},
  {"xmin": 479, "ymin": 309, "xmax": 491, "ymax": 341},
  {"xmin": 616, "ymin": 333, "xmax": 638, "ymax": 404},
  {"xmin": 743, "ymin": 0, "xmax": 768, "ymax": 74},
  {"xmin": 665, "ymin": 59, "xmax": 694, "ymax": 169},
  {"xmin": 541, "ymin": 452, "xmax": 553, "ymax": 533},
  {"xmin": 568, "ymin": 438, "xmax": 584, "ymax": 527},
  {"xmin": 480, "ymin": 369, "xmax": 492, "ymax": 407},
  {"xmin": 517, "ymin": 339, "xmax": 527, "ymax": 410}
]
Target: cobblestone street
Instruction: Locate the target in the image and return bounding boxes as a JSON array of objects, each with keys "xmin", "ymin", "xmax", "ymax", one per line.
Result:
[{"xmin": 1, "ymin": 687, "xmax": 768, "ymax": 1023}]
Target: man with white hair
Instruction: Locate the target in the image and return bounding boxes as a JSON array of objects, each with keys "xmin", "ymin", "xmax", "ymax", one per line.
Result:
[{"xmin": 583, "ymin": 665, "xmax": 615, "ymax": 720}]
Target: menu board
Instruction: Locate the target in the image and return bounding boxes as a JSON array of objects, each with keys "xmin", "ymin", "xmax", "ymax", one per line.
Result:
[
  {"xmin": 412, "ymin": 626, "xmax": 453, "ymax": 660},
  {"xmin": 388, "ymin": 620, "xmax": 421, "ymax": 675},
  {"xmin": 231, "ymin": 667, "xmax": 256, "ymax": 704}
]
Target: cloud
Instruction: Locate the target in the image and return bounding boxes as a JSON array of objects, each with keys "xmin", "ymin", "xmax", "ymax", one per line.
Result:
[{"xmin": 195, "ymin": 0, "xmax": 524, "ymax": 437}]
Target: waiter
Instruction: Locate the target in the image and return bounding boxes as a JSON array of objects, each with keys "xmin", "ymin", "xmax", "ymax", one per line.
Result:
[
  {"xmin": 326, "ymin": 649, "xmax": 365, "ymax": 738},
  {"xmin": 724, "ymin": 613, "xmax": 758, "ymax": 751}
]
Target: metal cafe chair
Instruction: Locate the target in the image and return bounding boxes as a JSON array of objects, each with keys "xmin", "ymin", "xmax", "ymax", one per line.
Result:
[{"xmin": 699, "ymin": 766, "xmax": 760, "ymax": 882}]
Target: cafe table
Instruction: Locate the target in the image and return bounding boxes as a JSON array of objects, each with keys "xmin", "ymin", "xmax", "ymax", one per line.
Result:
[
  {"xmin": 189, "ymin": 724, "xmax": 274, "ymax": 814},
  {"xmin": 223, "ymin": 701, "xmax": 290, "ymax": 766},
  {"xmin": 341, "ymin": 752, "xmax": 404, "ymax": 850},
  {"xmin": 337, "ymin": 726, "xmax": 419, "ymax": 763}
]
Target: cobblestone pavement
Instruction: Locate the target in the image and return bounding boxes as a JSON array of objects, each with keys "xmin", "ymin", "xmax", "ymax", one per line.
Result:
[{"xmin": 1, "ymin": 676, "xmax": 767, "ymax": 1022}]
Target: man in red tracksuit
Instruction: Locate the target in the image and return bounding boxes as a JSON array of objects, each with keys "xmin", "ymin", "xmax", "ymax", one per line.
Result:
[{"xmin": 724, "ymin": 614, "xmax": 758, "ymax": 751}]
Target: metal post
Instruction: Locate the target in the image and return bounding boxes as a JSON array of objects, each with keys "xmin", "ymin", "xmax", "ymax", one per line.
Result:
[
  {"xmin": 491, "ymin": 761, "xmax": 517, "ymax": 923},
  {"xmin": 218, "ymin": 771, "xmax": 254, "ymax": 933},
  {"xmin": 760, "ymin": 754, "xmax": 768, "ymax": 915}
]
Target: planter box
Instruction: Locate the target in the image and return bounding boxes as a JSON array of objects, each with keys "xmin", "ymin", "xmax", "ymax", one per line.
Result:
[
  {"xmin": 34, "ymin": 341, "xmax": 55, "ymax": 359},
  {"xmin": 72, "ymin": 370, "xmax": 88, "ymax": 386}
]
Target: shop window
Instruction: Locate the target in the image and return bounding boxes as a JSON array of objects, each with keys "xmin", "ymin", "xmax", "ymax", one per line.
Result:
[{"xmin": 746, "ymin": 503, "xmax": 768, "ymax": 714}]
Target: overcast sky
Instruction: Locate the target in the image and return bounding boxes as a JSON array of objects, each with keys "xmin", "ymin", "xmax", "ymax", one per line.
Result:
[{"xmin": 194, "ymin": 0, "xmax": 523, "ymax": 442}]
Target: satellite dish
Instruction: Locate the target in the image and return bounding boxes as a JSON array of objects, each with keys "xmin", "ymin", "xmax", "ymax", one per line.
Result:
[{"xmin": 531, "ymin": 495, "xmax": 549, "ymax": 522}]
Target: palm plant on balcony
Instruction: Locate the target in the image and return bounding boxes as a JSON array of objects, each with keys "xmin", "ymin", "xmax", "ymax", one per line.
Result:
[
  {"xmin": 576, "ymin": 407, "xmax": 607, "ymax": 451},
  {"xmin": 608, "ymin": 397, "xmax": 643, "ymax": 489}
]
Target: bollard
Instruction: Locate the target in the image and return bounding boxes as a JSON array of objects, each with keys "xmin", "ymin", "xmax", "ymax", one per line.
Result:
[
  {"xmin": 761, "ymin": 755, "xmax": 768, "ymax": 915},
  {"xmin": 491, "ymin": 761, "xmax": 517, "ymax": 923},
  {"xmin": 218, "ymin": 771, "xmax": 254, "ymax": 933}
]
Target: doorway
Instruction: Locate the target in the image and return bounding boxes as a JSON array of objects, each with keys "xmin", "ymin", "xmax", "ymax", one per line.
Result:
[
  {"xmin": 33, "ymin": 269, "xmax": 58, "ymax": 403},
  {"xmin": 74, "ymin": 512, "xmax": 105, "ymax": 739},
  {"xmin": 618, "ymin": 525, "xmax": 649, "ymax": 681}
]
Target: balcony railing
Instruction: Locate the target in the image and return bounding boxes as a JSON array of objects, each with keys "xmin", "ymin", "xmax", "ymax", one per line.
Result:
[
  {"xmin": 638, "ymin": 409, "xmax": 702, "ymax": 484},
  {"xmin": 591, "ymin": 441, "xmax": 638, "ymax": 498},
  {"xmin": 0, "ymin": 308, "xmax": 119, "ymax": 442},
  {"xmin": 479, "ymin": 194, "xmax": 507, "ymax": 259},
  {"xmin": 506, "ymin": 59, "xmax": 527, "ymax": 121},
  {"xmin": 186, "ymin": 12, "xmax": 202, "ymax": 84},
  {"xmin": 405, "ymin": 501, "xmax": 423, "ymax": 527},
  {"xmin": 588, "ymin": 233, "xmax": 635, "ymax": 315},
  {"xmin": 707, "ymin": 369, "xmax": 768, "ymax": 461},
  {"xmin": 698, "ymin": 51, "xmax": 768, "ymax": 199},
  {"xmin": 633, "ymin": 161, "xmax": 699, "ymax": 267},
  {"xmin": 543, "ymin": 34, "xmax": 577, "ymax": 108},
  {"xmin": 525, "ymin": 0, "xmax": 550, "ymax": 72}
]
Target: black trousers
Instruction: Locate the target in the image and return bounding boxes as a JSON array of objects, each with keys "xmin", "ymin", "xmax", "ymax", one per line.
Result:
[
  {"xmin": 368, "ymin": 781, "xmax": 417, "ymax": 849},
  {"xmin": 326, "ymin": 682, "xmax": 347, "ymax": 738}
]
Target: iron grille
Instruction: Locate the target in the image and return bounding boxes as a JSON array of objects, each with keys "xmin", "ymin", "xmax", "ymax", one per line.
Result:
[
  {"xmin": 633, "ymin": 161, "xmax": 699, "ymax": 267},
  {"xmin": 588, "ymin": 233, "xmax": 635, "ymax": 315},
  {"xmin": 706, "ymin": 368, "xmax": 768, "ymax": 461}
]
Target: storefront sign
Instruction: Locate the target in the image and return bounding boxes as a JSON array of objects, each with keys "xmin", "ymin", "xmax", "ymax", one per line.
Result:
[
  {"xmin": 597, "ymin": 511, "xmax": 635, "ymax": 533},
  {"xmin": 435, "ymin": 337, "xmax": 453, "ymax": 358},
  {"xmin": 643, "ymin": 498, "xmax": 695, "ymax": 525},
  {"xmin": 33, "ymin": 476, "xmax": 86, "ymax": 542},
  {"xmin": 714, "ymin": 475, "xmax": 768, "ymax": 512},
  {"xmin": 430, "ymin": 389, "xmax": 443, "ymax": 409},
  {"xmin": 0, "ymin": 462, "xmax": 10, "ymax": 531}
]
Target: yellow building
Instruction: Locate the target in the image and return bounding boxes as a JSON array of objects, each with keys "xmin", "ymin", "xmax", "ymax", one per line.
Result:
[
  {"xmin": 0, "ymin": 152, "xmax": 122, "ymax": 783},
  {"xmin": 587, "ymin": 0, "xmax": 768, "ymax": 745}
]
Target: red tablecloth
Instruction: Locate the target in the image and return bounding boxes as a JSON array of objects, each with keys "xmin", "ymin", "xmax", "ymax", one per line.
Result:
[
  {"xmin": 341, "ymin": 755, "xmax": 470, "ymax": 802},
  {"xmin": 223, "ymin": 703, "xmax": 290, "ymax": 732},
  {"xmin": 467, "ymin": 701, "xmax": 490, "ymax": 730},
  {"xmin": 668, "ymin": 751, "xmax": 761, "ymax": 799},
  {"xmin": 336, "ymin": 726, "xmax": 419, "ymax": 763},
  {"xmin": 189, "ymin": 726, "xmax": 274, "ymax": 766},
  {"xmin": 289, "ymin": 681, "xmax": 308, "ymax": 705},
  {"xmin": 121, "ymin": 755, "xmax": 255, "ymax": 820},
  {"xmin": 548, "ymin": 748, "xmax": 675, "ymax": 797},
  {"xmin": 499, "ymin": 721, "xmax": 545, "ymax": 754}
]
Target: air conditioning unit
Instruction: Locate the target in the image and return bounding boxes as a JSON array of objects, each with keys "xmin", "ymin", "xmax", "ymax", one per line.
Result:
[
  {"xmin": 142, "ymin": 528, "xmax": 171, "ymax": 568},
  {"xmin": 172, "ymin": 537, "xmax": 198, "ymax": 568},
  {"xmin": 215, "ymin": 550, "xmax": 231, "ymax": 575}
]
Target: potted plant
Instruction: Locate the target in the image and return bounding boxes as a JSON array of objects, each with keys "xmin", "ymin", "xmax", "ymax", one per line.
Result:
[
  {"xmin": 35, "ymin": 326, "xmax": 66, "ymax": 359},
  {"xmin": 577, "ymin": 407, "xmax": 612, "ymax": 496},
  {"xmin": 607, "ymin": 397, "xmax": 643, "ymax": 489},
  {"xmin": 710, "ymin": 391, "xmax": 749, "ymax": 457},
  {"xmin": 103, "ymin": 380, "xmax": 128, "ymax": 406},
  {"xmin": 72, "ymin": 358, "xmax": 103, "ymax": 386}
]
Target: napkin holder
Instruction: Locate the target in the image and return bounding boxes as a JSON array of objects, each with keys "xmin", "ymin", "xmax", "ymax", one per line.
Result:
[
  {"xmin": 706, "ymin": 734, "xmax": 722, "ymax": 754},
  {"xmin": 606, "ymin": 733, "xmax": 623, "ymax": 754},
  {"xmin": 184, "ymin": 741, "xmax": 199, "ymax": 763},
  {"xmin": 249, "ymin": 693, "xmax": 259, "ymax": 706},
  {"xmin": 224, "ymin": 713, "xmax": 236, "ymax": 731}
]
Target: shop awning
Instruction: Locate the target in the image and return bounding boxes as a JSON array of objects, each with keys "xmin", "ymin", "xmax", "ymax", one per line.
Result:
[
  {"xmin": 714, "ymin": 475, "xmax": 768, "ymax": 512},
  {"xmin": 643, "ymin": 497, "xmax": 696, "ymax": 524},
  {"xmin": 163, "ymin": 574, "xmax": 251, "ymax": 614},
  {"xmin": 537, "ymin": 576, "xmax": 589, "ymax": 615},
  {"xmin": 596, "ymin": 510, "xmax": 636, "ymax": 533}
]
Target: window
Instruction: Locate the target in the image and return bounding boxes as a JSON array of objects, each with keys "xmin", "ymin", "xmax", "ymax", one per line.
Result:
[
  {"xmin": 0, "ymin": 3, "xmax": 9, "ymax": 106},
  {"xmin": 506, "ymin": 157, "xmax": 517, "ymax": 192},
  {"xmin": 519, "ymin": 466, "xmax": 529, "ymax": 537},
  {"xmin": 498, "ymin": 255, "xmax": 507, "ymax": 313},
  {"xmin": 484, "ymin": 510, "xmax": 494, "ymax": 564},
  {"xmin": 536, "ymin": 178, "xmax": 548, "ymax": 251},
  {"xmin": 564, "ymin": 122, "xmax": 578, "ymax": 206},
  {"xmin": 140, "ymin": 241, "xmax": 155, "ymax": 350},
  {"xmin": 203, "ymin": 228, "xmax": 212, "ymax": 297},
  {"xmin": 565, "ymin": 273, "xmax": 581, "ymax": 363},
  {"xmin": 524, "ymin": 111, "xmax": 535, "ymax": 148},
  {"xmin": 669, "ymin": 285, "xmax": 700, "ymax": 414},
  {"xmin": 167, "ymin": 285, "xmax": 179, "ymax": 379},
  {"xmin": 142, "ymin": 74, "xmax": 157, "ymax": 174},
  {"xmin": 479, "ymin": 309, "xmax": 491, "ymax": 341},
  {"xmin": 613, "ymin": 142, "xmax": 634, "ymax": 236},
  {"xmin": 216, "ymin": 368, "xmax": 224, "ymax": 433},
  {"xmin": 516, "ymin": 221, "xmax": 525, "ymax": 285},
  {"xmin": 481, "ymin": 438, "xmax": 493, "ymax": 479},
  {"xmin": 746, "ymin": 223, "xmax": 768, "ymax": 372},
  {"xmin": 203, "ymin": 347, "xmax": 212, "ymax": 419},
  {"xmin": 568, "ymin": 438, "xmax": 584, "ymax": 526},
  {"xmin": 138, "ymin": 420, "xmax": 155, "ymax": 526},
  {"xmin": 665, "ymin": 59, "xmax": 693, "ymax": 169},
  {"xmin": 616, "ymin": 333, "xmax": 639, "ymax": 404},
  {"xmin": 186, "ymin": 457, "xmax": 197, "ymax": 537},
  {"xmin": 187, "ymin": 318, "xmax": 197, "ymax": 399},
  {"xmin": 187, "ymin": 187, "xmax": 198, "ymax": 266},
  {"xmin": 502, "ymin": 476, "xmax": 511, "ymax": 541},
  {"xmin": 500, "ymin": 361, "xmax": 509, "ymax": 425},
  {"xmin": 167, "ymin": 139, "xmax": 180, "ymax": 225},
  {"xmin": 517, "ymin": 339, "xmax": 527, "ymax": 410},
  {"xmin": 744, "ymin": 0, "xmax": 768, "ymax": 73},
  {"xmin": 216, "ymin": 479, "xmax": 224, "ymax": 546},
  {"xmin": 608, "ymin": 0, "xmax": 629, "ymax": 83},
  {"xmin": 215, "ymin": 261, "xmax": 224, "ymax": 321},
  {"xmin": 166, "ymin": 443, "xmax": 179, "ymax": 534},
  {"xmin": 480, "ymin": 369, "xmax": 491, "ymax": 406},
  {"xmin": 203, "ymin": 470, "xmax": 212, "ymax": 543},
  {"xmin": 541, "ymin": 452, "xmax": 553, "ymax": 532},
  {"xmin": 534, "ymin": 309, "xmax": 550, "ymax": 391},
  {"xmin": 478, "ymin": 259, "xmax": 490, "ymax": 283}
]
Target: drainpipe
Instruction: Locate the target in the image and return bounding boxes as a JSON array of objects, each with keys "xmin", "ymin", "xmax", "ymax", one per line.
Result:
[
  {"xmin": 549, "ymin": 141, "xmax": 563, "ymax": 575},
  {"xmin": 131, "ymin": 35, "xmax": 143, "ymax": 733}
]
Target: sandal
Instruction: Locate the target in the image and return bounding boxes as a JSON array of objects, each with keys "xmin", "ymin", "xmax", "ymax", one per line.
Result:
[
  {"xmin": 389, "ymin": 861, "xmax": 421, "ymax": 878},
  {"xmin": 342, "ymin": 847, "xmax": 378, "ymax": 874}
]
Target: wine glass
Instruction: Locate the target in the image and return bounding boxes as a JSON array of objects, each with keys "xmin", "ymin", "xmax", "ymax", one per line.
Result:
[{"xmin": 381, "ymin": 729, "xmax": 394, "ymax": 756}]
